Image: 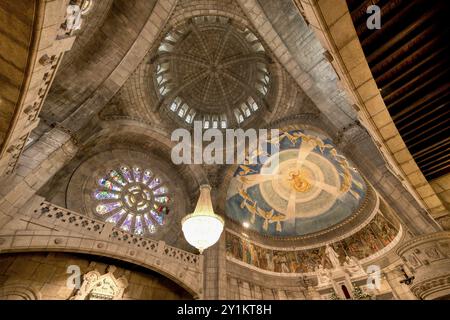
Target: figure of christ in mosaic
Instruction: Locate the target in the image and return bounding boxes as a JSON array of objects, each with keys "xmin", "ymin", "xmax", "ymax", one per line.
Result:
[{"xmin": 226, "ymin": 129, "xmax": 368, "ymax": 238}]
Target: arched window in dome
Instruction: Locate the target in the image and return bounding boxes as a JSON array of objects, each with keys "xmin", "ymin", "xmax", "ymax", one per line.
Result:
[
  {"xmin": 164, "ymin": 32, "xmax": 177, "ymax": 42},
  {"xmin": 241, "ymin": 103, "xmax": 251, "ymax": 118},
  {"xmin": 256, "ymin": 82, "xmax": 268, "ymax": 95},
  {"xmin": 159, "ymin": 84, "xmax": 170, "ymax": 96},
  {"xmin": 244, "ymin": 29, "xmax": 258, "ymax": 42},
  {"xmin": 247, "ymin": 96, "xmax": 259, "ymax": 111},
  {"xmin": 93, "ymin": 166, "xmax": 171, "ymax": 236},
  {"xmin": 220, "ymin": 114, "xmax": 227, "ymax": 128},
  {"xmin": 185, "ymin": 109, "xmax": 196, "ymax": 124},
  {"xmin": 170, "ymin": 97, "xmax": 182, "ymax": 111},
  {"xmin": 155, "ymin": 62, "xmax": 172, "ymax": 97},
  {"xmin": 158, "ymin": 42, "xmax": 174, "ymax": 53},
  {"xmin": 212, "ymin": 115, "xmax": 219, "ymax": 128},
  {"xmin": 252, "ymin": 42, "xmax": 265, "ymax": 52},
  {"xmin": 156, "ymin": 62, "xmax": 169, "ymax": 75},
  {"xmin": 177, "ymin": 103, "xmax": 188, "ymax": 117},
  {"xmin": 234, "ymin": 109, "xmax": 244, "ymax": 124}
]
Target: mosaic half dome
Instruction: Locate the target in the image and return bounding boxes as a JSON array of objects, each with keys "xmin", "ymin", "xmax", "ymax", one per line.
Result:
[{"xmin": 225, "ymin": 129, "xmax": 367, "ymax": 238}]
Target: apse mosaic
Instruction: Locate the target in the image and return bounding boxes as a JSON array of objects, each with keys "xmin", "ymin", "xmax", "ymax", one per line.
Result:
[
  {"xmin": 92, "ymin": 166, "xmax": 170, "ymax": 236},
  {"xmin": 225, "ymin": 129, "xmax": 367, "ymax": 237},
  {"xmin": 226, "ymin": 212, "xmax": 400, "ymax": 274}
]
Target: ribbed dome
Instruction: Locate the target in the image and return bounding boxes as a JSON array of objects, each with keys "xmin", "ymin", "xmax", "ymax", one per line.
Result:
[{"xmin": 154, "ymin": 16, "xmax": 271, "ymax": 128}]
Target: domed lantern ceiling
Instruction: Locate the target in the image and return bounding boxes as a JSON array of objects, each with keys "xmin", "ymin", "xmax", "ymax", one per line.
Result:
[
  {"xmin": 154, "ymin": 16, "xmax": 271, "ymax": 128},
  {"xmin": 225, "ymin": 129, "xmax": 368, "ymax": 238}
]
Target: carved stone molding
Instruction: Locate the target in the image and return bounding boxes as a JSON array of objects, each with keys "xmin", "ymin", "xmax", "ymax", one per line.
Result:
[
  {"xmin": 0, "ymin": 282, "xmax": 41, "ymax": 300},
  {"xmin": 396, "ymin": 231, "xmax": 450, "ymax": 299}
]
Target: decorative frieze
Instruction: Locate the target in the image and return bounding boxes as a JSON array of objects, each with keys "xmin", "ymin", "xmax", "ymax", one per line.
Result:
[{"xmin": 0, "ymin": 2, "xmax": 76, "ymax": 177}]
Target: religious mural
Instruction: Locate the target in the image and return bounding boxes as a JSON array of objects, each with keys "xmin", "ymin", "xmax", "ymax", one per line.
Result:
[
  {"xmin": 225, "ymin": 212, "xmax": 400, "ymax": 273},
  {"xmin": 225, "ymin": 129, "xmax": 367, "ymax": 237}
]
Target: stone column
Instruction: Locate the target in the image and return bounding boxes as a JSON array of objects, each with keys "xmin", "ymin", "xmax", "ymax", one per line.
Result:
[
  {"xmin": 396, "ymin": 231, "xmax": 450, "ymax": 299},
  {"xmin": 203, "ymin": 231, "xmax": 227, "ymax": 299}
]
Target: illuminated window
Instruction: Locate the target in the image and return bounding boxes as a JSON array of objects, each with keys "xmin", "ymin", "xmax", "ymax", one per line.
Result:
[{"xmin": 93, "ymin": 166, "xmax": 170, "ymax": 236}]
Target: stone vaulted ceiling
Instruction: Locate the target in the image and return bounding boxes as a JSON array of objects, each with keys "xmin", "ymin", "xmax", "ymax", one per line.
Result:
[
  {"xmin": 2, "ymin": 0, "xmax": 450, "ymax": 301},
  {"xmin": 12, "ymin": 0, "xmax": 439, "ymax": 241},
  {"xmin": 152, "ymin": 15, "xmax": 272, "ymax": 128}
]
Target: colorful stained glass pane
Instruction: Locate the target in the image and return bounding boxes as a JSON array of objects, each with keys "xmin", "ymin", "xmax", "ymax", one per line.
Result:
[
  {"xmin": 98, "ymin": 178, "xmax": 122, "ymax": 191},
  {"xmin": 153, "ymin": 204, "xmax": 169, "ymax": 214},
  {"xmin": 134, "ymin": 215, "xmax": 144, "ymax": 235},
  {"xmin": 137, "ymin": 202, "xmax": 149, "ymax": 212},
  {"xmin": 154, "ymin": 196, "xmax": 169, "ymax": 204},
  {"xmin": 94, "ymin": 190, "xmax": 120, "ymax": 200},
  {"xmin": 106, "ymin": 209, "xmax": 126, "ymax": 224},
  {"xmin": 120, "ymin": 166, "xmax": 133, "ymax": 183},
  {"xmin": 110, "ymin": 170, "xmax": 127, "ymax": 186},
  {"xmin": 159, "ymin": 206, "xmax": 170, "ymax": 215},
  {"xmin": 142, "ymin": 170, "xmax": 153, "ymax": 184},
  {"xmin": 143, "ymin": 189, "xmax": 152, "ymax": 201},
  {"xmin": 133, "ymin": 167, "xmax": 141, "ymax": 182},
  {"xmin": 96, "ymin": 202, "xmax": 122, "ymax": 215},
  {"xmin": 120, "ymin": 214, "xmax": 133, "ymax": 232},
  {"xmin": 150, "ymin": 209, "xmax": 164, "ymax": 225},
  {"xmin": 144, "ymin": 214, "xmax": 156, "ymax": 233},
  {"xmin": 153, "ymin": 186, "xmax": 167, "ymax": 196},
  {"xmin": 95, "ymin": 165, "xmax": 170, "ymax": 236},
  {"xmin": 148, "ymin": 177, "xmax": 161, "ymax": 189}
]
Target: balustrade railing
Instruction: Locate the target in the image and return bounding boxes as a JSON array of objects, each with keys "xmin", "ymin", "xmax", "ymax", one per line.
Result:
[{"xmin": 34, "ymin": 201, "xmax": 202, "ymax": 269}]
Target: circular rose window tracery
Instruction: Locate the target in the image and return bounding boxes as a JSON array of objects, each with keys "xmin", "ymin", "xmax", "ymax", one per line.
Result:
[{"xmin": 92, "ymin": 165, "xmax": 170, "ymax": 236}]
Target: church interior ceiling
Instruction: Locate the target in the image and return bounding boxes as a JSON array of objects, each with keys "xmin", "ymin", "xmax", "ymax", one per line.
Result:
[{"xmin": 1, "ymin": 0, "xmax": 449, "ymax": 302}]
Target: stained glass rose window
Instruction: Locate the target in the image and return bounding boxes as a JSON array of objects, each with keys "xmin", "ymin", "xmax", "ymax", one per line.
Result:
[{"xmin": 93, "ymin": 165, "xmax": 170, "ymax": 236}]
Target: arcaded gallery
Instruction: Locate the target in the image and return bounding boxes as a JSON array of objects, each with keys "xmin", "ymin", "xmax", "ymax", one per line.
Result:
[{"xmin": 0, "ymin": 0, "xmax": 449, "ymax": 303}]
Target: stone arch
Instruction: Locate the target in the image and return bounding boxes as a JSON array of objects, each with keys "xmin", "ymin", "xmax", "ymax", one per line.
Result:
[
  {"xmin": 0, "ymin": 233, "xmax": 203, "ymax": 299},
  {"xmin": 0, "ymin": 282, "xmax": 41, "ymax": 300}
]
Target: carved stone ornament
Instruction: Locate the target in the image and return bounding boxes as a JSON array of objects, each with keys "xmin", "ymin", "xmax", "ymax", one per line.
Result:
[
  {"xmin": 407, "ymin": 254, "xmax": 420, "ymax": 268},
  {"xmin": 315, "ymin": 264, "xmax": 332, "ymax": 286},
  {"xmin": 343, "ymin": 255, "xmax": 366, "ymax": 276},
  {"xmin": 425, "ymin": 247, "xmax": 440, "ymax": 259},
  {"xmin": 70, "ymin": 265, "xmax": 128, "ymax": 300}
]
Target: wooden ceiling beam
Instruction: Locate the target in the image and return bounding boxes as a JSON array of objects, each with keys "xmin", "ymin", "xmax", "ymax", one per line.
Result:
[
  {"xmin": 372, "ymin": 34, "xmax": 442, "ymax": 79},
  {"xmin": 407, "ymin": 125, "xmax": 449, "ymax": 149},
  {"xmin": 379, "ymin": 46, "xmax": 445, "ymax": 91},
  {"xmin": 412, "ymin": 137, "xmax": 450, "ymax": 158},
  {"xmin": 416, "ymin": 148, "xmax": 450, "ymax": 166},
  {"xmin": 352, "ymin": 0, "xmax": 395, "ymax": 36},
  {"xmin": 387, "ymin": 69, "xmax": 448, "ymax": 112},
  {"xmin": 393, "ymin": 85, "xmax": 449, "ymax": 121},
  {"xmin": 419, "ymin": 153, "xmax": 450, "ymax": 170},
  {"xmin": 403, "ymin": 116, "xmax": 449, "ymax": 145},
  {"xmin": 359, "ymin": 0, "xmax": 417, "ymax": 48},
  {"xmin": 400, "ymin": 104, "xmax": 449, "ymax": 136},
  {"xmin": 366, "ymin": 8, "xmax": 437, "ymax": 64},
  {"xmin": 421, "ymin": 160, "xmax": 450, "ymax": 176},
  {"xmin": 382, "ymin": 62, "xmax": 447, "ymax": 104}
]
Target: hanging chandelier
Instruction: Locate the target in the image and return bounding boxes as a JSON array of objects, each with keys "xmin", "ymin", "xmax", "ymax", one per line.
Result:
[{"xmin": 181, "ymin": 185, "xmax": 224, "ymax": 254}]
